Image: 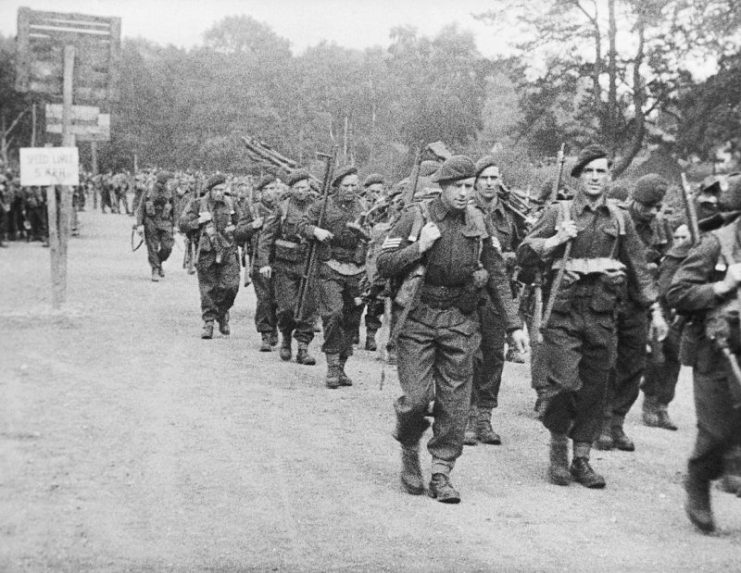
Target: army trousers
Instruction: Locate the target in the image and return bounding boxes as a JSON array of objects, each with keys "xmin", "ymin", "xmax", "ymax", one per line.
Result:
[
  {"xmin": 144, "ymin": 221, "xmax": 174, "ymax": 271},
  {"xmin": 540, "ymin": 300, "xmax": 616, "ymax": 443},
  {"xmin": 315, "ymin": 263, "xmax": 364, "ymax": 356},
  {"xmin": 196, "ymin": 251, "xmax": 240, "ymax": 323},
  {"xmin": 604, "ymin": 300, "xmax": 648, "ymax": 424},
  {"xmin": 472, "ymin": 298, "xmax": 506, "ymax": 411},
  {"xmin": 274, "ymin": 264, "xmax": 316, "ymax": 344},
  {"xmin": 250, "ymin": 269, "xmax": 277, "ymax": 335},
  {"xmin": 641, "ymin": 317, "xmax": 683, "ymax": 406},
  {"xmin": 686, "ymin": 335, "xmax": 741, "ymax": 481},
  {"xmin": 394, "ymin": 303, "xmax": 481, "ymax": 475}
]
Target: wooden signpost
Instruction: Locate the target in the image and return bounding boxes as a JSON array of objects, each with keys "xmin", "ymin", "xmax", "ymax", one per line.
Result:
[{"xmin": 15, "ymin": 8, "xmax": 121, "ymax": 309}]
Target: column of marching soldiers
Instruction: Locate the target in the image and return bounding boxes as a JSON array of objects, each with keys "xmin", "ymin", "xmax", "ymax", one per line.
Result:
[{"xmin": 4, "ymin": 145, "xmax": 739, "ymax": 533}]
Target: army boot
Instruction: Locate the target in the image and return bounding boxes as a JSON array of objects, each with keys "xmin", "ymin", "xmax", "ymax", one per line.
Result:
[
  {"xmin": 201, "ymin": 321, "xmax": 214, "ymax": 340},
  {"xmin": 611, "ymin": 418, "xmax": 635, "ymax": 451},
  {"xmin": 400, "ymin": 444, "xmax": 425, "ymax": 495},
  {"xmin": 151, "ymin": 268, "xmax": 160, "ymax": 282},
  {"xmin": 338, "ymin": 355, "xmax": 353, "ymax": 386},
  {"xmin": 428, "ymin": 473, "xmax": 461, "ymax": 504},
  {"xmin": 279, "ymin": 333, "xmax": 292, "ymax": 361},
  {"xmin": 365, "ymin": 330, "xmax": 378, "ymax": 351},
  {"xmin": 594, "ymin": 419, "xmax": 614, "ymax": 450},
  {"xmin": 325, "ymin": 353, "xmax": 342, "ymax": 389},
  {"xmin": 655, "ymin": 404, "xmax": 678, "ymax": 431},
  {"xmin": 548, "ymin": 433, "xmax": 571, "ymax": 486},
  {"xmin": 296, "ymin": 341, "xmax": 316, "ymax": 365},
  {"xmin": 260, "ymin": 334, "xmax": 272, "ymax": 352},
  {"xmin": 463, "ymin": 408, "xmax": 478, "ymax": 446},
  {"xmin": 642, "ymin": 394, "xmax": 660, "ymax": 427},
  {"xmin": 158, "ymin": 267, "xmax": 165, "ymax": 278},
  {"xmin": 684, "ymin": 470, "xmax": 715, "ymax": 533},
  {"xmin": 477, "ymin": 408, "xmax": 502, "ymax": 445},
  {"xmin": 269, "ymin": 331, "xmax": 279, "ymax": 347},
  {"xmin": 218, "ymin": 311, "xmax": 230, "ymax": 336}
]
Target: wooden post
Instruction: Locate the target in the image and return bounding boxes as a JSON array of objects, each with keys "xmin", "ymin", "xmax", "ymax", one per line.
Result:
[
  {"xmin": 31, "ymin": 102, "xmax": 36, "ymax": 147},
  {"xmin": 48, "ymin": 44, "xmax": 75, "ymax": 309},
  {"xmin": 91, "ymin": 141, "xmax": 98, "ymax": 209}
]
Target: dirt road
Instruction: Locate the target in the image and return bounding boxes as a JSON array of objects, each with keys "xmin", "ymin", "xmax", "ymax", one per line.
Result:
[{"xmin": 1, "ymin": 210, "xmax": 739, "ymax": 572}]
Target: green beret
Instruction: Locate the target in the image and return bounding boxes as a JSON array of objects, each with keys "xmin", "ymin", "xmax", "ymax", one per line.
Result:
[
  {"xmin": 632, "ymin": 174, "xmax": 668, "ymax": 206},
  {"xmin": 287, "ymin": 169, "xmax": 310, "ymax": 187},
  {"xmin": 432, "ymin": 155, "xmax": 476, "ymax": 184},
  {"xmin": 331, "ymin": 165, "xmax": 358, "ymax": 188},
  {"xmin": 419, "ymin": 160, "xmax": 440, "ymax": 178},
  {"xmin": 205, "ymin": 173, "xmax": 226, "ymax": 191},
  {"xmin": 571, "ymin": 144, "xmax": 610, "ymax": 177},
  {"xmin": 700, "ymin": 175, "xmax": 722, "ymax": 195},
  {"xmin": 474, "ymin": 155, "xmax": 499, "ymax": 178},
  {"xmin": 255, "ymin": 174, "xmax": 277, "ymax": 191},
  {"xmin": 363, "ymin": 173, "xmax": 384, "ymax": 187},
  {"xmin": 607, "ymin": 182, "xmax": 630, "ymax": 202},
  {"xmin": 719, "ymin": 172, "xmax": 741, "ymax": 211}
]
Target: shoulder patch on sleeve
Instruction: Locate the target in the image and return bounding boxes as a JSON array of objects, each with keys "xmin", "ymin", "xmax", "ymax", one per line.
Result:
[{"xmin": 381, "ymin": 236, "xmax": 402, "ymax": 250}]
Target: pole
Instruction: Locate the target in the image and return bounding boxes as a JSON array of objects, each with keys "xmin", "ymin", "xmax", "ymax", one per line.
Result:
[
  {"xmin": 31, "ymin": 102, "xmax": 36, "ymax": 147},
  {"xmin": 91, "ymin": 141, "xmax": 98, "ymax": 209},
  {"xmin": 49, "ymin": 44, "xmax": 75, "ymax": 309}
]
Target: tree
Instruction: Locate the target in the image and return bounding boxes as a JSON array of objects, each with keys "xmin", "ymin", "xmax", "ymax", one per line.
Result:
[{"xmin": 477, "ymin": 0, "xmax": 741, "ymax": 174}]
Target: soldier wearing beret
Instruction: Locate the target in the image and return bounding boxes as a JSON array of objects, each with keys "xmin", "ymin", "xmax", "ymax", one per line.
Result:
[
  {"xmin": 463, "ymin": 156, "xmax": 524, "ymax": 446},
  {"xmin": 596, "ymin": 173, "xmax": 671, "ymax": 451},
  {"xmin": 298, "ymin": 166, "xmax": 369, "ymax": 388},
  {"xmin": 238, "ymin": 174, "xmax": 279, "ymax": 351},
  {"xmin": 135, "ymin": 171, "xmax": 176, "ymax": 282},
  {"xmin": 517, "ymin": 144, "xmax": 664, "ymax": 489},
  {"xmin": 179, "ymin": 174, "xmax": 241, "ymax": 339},
  {"xmin": 256, "ymin": 169, "xmax": 318, "ymax": 365},
  {"xmin": 666, "ymin": 172, "xmax": 741, "ymax": 533},
  {"xmin": 363, "ymin": 173, "xmax": 385, "ymax": 202},
  {"xmin": 378, "ymin": 155, "xmax": 527, "ymax": 503}
]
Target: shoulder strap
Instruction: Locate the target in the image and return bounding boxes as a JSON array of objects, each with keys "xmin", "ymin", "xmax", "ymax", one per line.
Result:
[
  {"xmin": 408, "ymin": 200, "xmax": 431, "ymax": 242},
  {"xmin": 712, "ymin": 222, "xmax": 737, "ymax": 266},
  {"xmin": 606, "ymin": 199, "xmax": 626, "ymax": 235}
]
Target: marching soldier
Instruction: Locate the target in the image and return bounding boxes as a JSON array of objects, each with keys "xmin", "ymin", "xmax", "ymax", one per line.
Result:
[
  {"xmin": 377, "ymin": 155, "xmax": 527, "ymax": 503},
  {"xmin": 298, "ymin": 166, "xmax": 368, "ymax": 389},
  {"xmin": 256, "ymin": 169, "xmax": 318, "ymax": 365},
  {"xmin": 240, "ymin": 175, "xmax": 279, "ymax": 351},
  {"xmin": 135, "ymin": 171, "xmax": 176, "ymax": 282},
  {"xmin": 597, "ymin": 174, "xmax": 672, "ymax": 451},
  {"xmin": 179, "ymin": 174, "xmax": 241, "ymax": 339},
  {"xmin": 517, "ymin": 145, "xmax": 664, "ymax": 489},
  {"xmin": 666, "ymin": 172, "xmax": 741, "ymax": 533},
  {"xmin": 464, "ymin": 156, "xmax": 524, "ymax": 446}
]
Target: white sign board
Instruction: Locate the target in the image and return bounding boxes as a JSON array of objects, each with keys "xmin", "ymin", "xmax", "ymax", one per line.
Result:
[
  {"xmin": 45, "ymin": 104, "xmax": 111, "ymax": 141},
  {"xmin": 20, "ymin": 147, "xmax": 79, "ymax": 186}
]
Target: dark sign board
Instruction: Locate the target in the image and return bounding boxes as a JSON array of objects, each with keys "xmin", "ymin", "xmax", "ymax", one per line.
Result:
[{"xmin": 15, "ymin": 8, "xmax": 121, "ymax": 102}]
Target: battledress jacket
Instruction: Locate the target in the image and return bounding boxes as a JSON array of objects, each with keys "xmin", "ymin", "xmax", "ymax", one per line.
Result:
[
  {"xmin": 517, "ymin": 195, "xmax": 658, "ymax": 309},
  {"xmin": 376, "ymin": 196, "xmax": 522, "ymax": 332}
]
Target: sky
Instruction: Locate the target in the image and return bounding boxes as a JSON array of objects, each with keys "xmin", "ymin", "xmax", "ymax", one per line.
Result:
[{"xmin": 0, "ymin": 0, "xmax": 519, "ymax": 57}]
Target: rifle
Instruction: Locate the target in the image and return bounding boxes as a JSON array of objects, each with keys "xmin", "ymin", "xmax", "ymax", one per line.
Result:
[
  {"xmin": 680, "ymin": 173, "xmax": 700, "ymax": 245},
  {"xmin": 296, "ymin": 147, "xmax": 338, "ymax": 322},
  {"xmin": 244, "ymin": 184, "xmax": 260, "ymax": 287},
  {"xmin": 535, "ymin": 143, "xmax": 567, "ymax": 342},
  {"xmin": 401, "ymin": 144, "xmax": 423, "ymax": 208}
]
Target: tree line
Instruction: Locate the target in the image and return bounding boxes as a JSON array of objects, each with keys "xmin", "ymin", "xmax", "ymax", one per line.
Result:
[{"xmin": 0, "ymin": 1, "xmax": 740, "ymax": 181}]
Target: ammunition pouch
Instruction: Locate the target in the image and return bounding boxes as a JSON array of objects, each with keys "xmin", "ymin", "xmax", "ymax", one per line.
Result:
[
  {"xmin": 705, "ymin": 299, "xmax": 741, "ymax": 354},
  {"xmin": 162, "ymin": 203, "xmax": 172, "ymax": 218},
  {"xmin": 145, "ymin": 200, "xmax": 155, "ymax": 216},
  {"xmin": 274, "ymin": 238, "xmax": 307, "ymax": 263}
]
